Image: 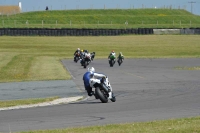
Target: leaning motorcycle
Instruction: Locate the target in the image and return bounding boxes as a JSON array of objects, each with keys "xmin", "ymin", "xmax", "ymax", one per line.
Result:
[
  {"xmin": 109, "ymin": 55, "xmax": 116, "ymax": 67},
  {"xmin": 89, "ymin": 77, "xmax": 116, "ymax": 103},
  {"xmin": 74, "ymin": 52, "xmax": 81, "ymax": 63}
]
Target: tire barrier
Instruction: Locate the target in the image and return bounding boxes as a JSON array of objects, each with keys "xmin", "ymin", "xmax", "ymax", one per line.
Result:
[
  {"xmin": 153, "ymin": 29, "xmax": 181, "ymax": 35},
  {"xmin": 0, "ymin": 28, "xmax": 154, "ymax": 36},
  {"xmin": 180, "ymin": 28, "xmax": 200, "ymax": 35}
]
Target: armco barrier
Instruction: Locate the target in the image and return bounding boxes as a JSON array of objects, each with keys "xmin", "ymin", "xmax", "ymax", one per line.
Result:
[{"xmin": 0, "ymin": 28, "xmax": 154, "ymax": 36}]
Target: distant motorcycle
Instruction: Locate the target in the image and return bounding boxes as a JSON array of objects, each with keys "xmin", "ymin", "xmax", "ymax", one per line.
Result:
[
  {"xmin": 81, "ymin": 53, "xmax": 91, "ymax": 68},
  {"xmin": 117, "ymin": 56, "xmax": 124, "ymax": 66},
  {"xmin": 90, "ymin": 52, "xmax": 95, "ymax": 61},
  {"xmin": 89, "ymin": 77, "xmax": 116, "ymax": 103},
  {"xmin": 74, "ymin": 51, "xmax": 81, "ymax": 63},
  {"xmin": 109, "ymin": 54, "xmax": 116, "ymax": 67}
]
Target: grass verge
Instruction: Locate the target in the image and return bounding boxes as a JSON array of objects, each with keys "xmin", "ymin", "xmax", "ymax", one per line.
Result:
[
  {"xmin": 0, "ymin": 97, "xmax": 59, "ymax": 108},
  {"xmin": 175, "ymin": 66, "xmax": 200, "ymax": 70},
  {"xmin": 19, "ymin": 117, "xmax": 200, "ymax": 133}
]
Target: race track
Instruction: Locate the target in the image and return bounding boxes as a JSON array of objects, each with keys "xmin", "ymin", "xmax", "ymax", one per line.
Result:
[{"xmin": 0, "ymin": 58, "xmax": 200, "ymax": 132}]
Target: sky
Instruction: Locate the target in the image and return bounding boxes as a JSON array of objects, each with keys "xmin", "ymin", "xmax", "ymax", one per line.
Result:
[{"xmin": 0, "ymin": 0, "xmax": 200, "ymax": 15}]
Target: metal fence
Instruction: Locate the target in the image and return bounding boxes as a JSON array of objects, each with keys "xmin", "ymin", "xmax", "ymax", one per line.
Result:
[{"xmin": 1, "ymin": 19, "xmax": 200, "ymax": 29}]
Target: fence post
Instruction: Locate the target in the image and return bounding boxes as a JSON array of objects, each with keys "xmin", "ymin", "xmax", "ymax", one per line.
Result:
[{"xmin": 26, "ymin": 20, "xmax": 28, "ymax": 27}]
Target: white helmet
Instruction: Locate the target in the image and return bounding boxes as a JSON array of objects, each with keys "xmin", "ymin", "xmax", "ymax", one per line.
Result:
[
  {"xmin": 88, "ymin": 67, "xmax": 95, "ymax": 74},
  {"xmin": 77, "ymin": 48, "xmax": 80, "ymax": 50}
]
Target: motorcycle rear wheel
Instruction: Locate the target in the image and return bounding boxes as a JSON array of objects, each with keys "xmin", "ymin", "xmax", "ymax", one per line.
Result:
[
  {"xmin": 95, "ymin": 87, "xmax": 108, "ymax": 103},
  {"xmin": 84, "ymin": 61, "xmax": 87, "ymax": 68}
]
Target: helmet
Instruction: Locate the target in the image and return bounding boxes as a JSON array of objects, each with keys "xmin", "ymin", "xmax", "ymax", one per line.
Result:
[
  {"xmin": 77, "ymin": 48, "xmax": 80, "ymax": 51},
  {"xmin": 119, "ymin": 52, "xmax": 122, "ymax": 55},
  {"xmin": 112, "ymin": 50, "xmax": 114, "ymax": 53},
  {"xmin": 81, "ymin": 49, "xmax": 83, "ymax": 52},
  {"xmin": 88, "ymin": 67, "xmax": 95, "ymax": 74}
]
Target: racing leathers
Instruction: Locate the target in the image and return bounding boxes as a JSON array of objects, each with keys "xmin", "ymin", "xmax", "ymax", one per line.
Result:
[{"xmin": 83, "ymin": 72, "xmax": 113, "ymax": 99}]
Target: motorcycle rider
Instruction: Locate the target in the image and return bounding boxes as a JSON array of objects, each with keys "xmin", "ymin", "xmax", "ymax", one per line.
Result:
[
  {"xmin": 117, "ymin": 52, "xmax": 124, "ymax": 62},
  {"xmin": 80, "ymin": 50, "xmax": 92, "ymax": 65},
  {"xmin": 74, "ymin": 48, "xmax": 81, "ymax": 56},
  {"xmin": 108, "ymin": 50, "xmax": 116, "ymax": 59},
  {"xmin": 90, "ymin": 52, "xmax": 95, "ymax": 61},
  {"xmin": 73, "ymin": 48, "xmax": 81, "ymax": 62},
  {"xmin": 83, "ymin": 67, "xmax": 114, "ymax": 100}
]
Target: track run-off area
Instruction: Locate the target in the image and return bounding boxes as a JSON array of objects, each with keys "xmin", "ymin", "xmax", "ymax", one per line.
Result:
[{"xmin": 0, "ymin": 58, "xmax": 200, "ymax": 132}]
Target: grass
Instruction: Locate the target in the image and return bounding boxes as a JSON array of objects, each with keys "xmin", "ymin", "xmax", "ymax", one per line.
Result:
[
  {"xmin": 1, "ymin": 9, "xmax": 200, "ymax": 28},
  {"xmin": 175, "ymin": 66, "xmax": 200, "ymax": 70},
  {"xmin": 0, "ymin": 35, "xmax": 200, "ymax": 83},
  {"xmin": 19, "ymin": 117, "xmax": 200, "ymax": 133},
  {"xmin": 0, "ymin": 97, "xmax": 59, "ymax": 108}
]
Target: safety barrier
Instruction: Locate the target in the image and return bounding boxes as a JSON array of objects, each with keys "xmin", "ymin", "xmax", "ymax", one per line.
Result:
[
  {"xmin": 0, "ymin": 28, "xmax": 154, "ymax": 36},
  {"xmin": 0, "ymin": 28, "xmax": 199, "ymax": 36},
  {"xmin": 180, "ymin": 28, "xmax": 200, "ymax": 34}
]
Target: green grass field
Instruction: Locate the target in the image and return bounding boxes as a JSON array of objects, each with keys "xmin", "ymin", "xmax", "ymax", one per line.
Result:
[
  {"xmin": 1, "ymin": 9, "xmax": 200, "ymax": 28},
  {"xmin": 19, "ymin": 117, "xmax": 200, "ymax": 133},
  {"xmin": 0, "ymin": 35, "xmax": 200, "ymax": 83}
]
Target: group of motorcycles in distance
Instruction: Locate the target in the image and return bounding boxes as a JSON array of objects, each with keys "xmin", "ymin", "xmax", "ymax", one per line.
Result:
[
  {"xmin": 73, "ymin": 49, "xmax": 124, "ymax": 68},
  {"xmin": 74, "ymin": 49, "xmax": 95, "ymax": 68}
]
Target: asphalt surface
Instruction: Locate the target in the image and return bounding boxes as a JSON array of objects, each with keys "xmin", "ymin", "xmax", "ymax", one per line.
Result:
[
  {"xmin": 0, "ymin": 58, "xmax": 200, "ymax": 132},
  {"xmin": 0, "ymin": 80, "xmax": 83, "ymax": 100}
]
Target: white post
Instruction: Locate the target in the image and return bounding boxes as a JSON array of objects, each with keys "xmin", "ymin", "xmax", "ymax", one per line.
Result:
[
  {"xmin": 26, "ymin": 20, "xmax": 28, "ymax": 26},
  {"xmin": 18, "ymin": 2, "xmax": 22, "ymax": 12}
]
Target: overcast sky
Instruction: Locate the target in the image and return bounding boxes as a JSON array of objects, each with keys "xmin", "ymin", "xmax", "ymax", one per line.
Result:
[{"xmin": 0, "ymin": 0, "xmax": 200, "ymax": 15}]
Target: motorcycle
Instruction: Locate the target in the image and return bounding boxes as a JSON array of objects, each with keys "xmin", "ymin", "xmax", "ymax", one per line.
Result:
[
  {"xmin": 117, "ymin": 56, "xmax": 124, "ymax": 66},
  {"xmin": 90, "ymin": 77, "xmax": 116, "ymax": 103},
  {"xmin": 90, "ymin": 52, "xmax": 95, "ymax": 61},
  {"xmin": 81, "ymin": 53, "xmax": 91, "ymax": 68},
  {"xmin": 109, "ymin": 55, "xmax": 116, "ymax": 67},
  {"xmin": 74, "ymin": 52, "xmax": 81, "ymax": 63}
]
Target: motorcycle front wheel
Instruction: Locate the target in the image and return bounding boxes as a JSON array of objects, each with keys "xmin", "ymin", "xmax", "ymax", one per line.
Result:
[{"xmin": 95, "ymin": 87, "xmax": 108, "ymax": 103}]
